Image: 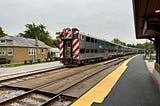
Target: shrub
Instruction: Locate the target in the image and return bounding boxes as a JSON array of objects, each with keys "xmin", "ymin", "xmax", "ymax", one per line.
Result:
[
  {"xmin": 24, "ymin": 60, "xmax": 27, "ymax": 64},
  {"xmin": 53, "ymin": 57, "xmax": 60, "ymax": 61},
  {"xmin": 7, "ymin": 60, "xmax": 11, "ymax": 64},
  {"xmin": 0, "ymin": 58, "xmax": 7, "ymax": 64},
  {"xmin": 45, "ymin": 58, "xmax": 48, "ymax": 62},
  {"xmin": 37, "ymin": 59, "xmax": 41, "ymax": 63},
  {"xmin": 29, "ymin": 60, "xmax": 33, "ymax": 64}
]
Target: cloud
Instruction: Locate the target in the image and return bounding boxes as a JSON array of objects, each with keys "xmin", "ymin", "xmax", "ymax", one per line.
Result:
[{"xmin": 0, "ymin": 0, "xmax": 145, "ymax": 44}]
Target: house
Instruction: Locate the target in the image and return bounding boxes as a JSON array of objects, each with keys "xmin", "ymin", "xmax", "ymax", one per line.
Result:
[
  {"xmin": 48, "ymin": 47, "xmax": 60, "ymax": 58},
  {"xmin": 0, "ymin": 36, "xmax": 50, "ymax": 63}
]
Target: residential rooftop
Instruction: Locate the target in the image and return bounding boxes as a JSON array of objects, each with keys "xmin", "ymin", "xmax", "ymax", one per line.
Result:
[{"xmin": 0, "ymin": 36, "xmax": 51, "ymax": 48}]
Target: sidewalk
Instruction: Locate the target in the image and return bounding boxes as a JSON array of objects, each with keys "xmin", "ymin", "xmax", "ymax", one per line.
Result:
[
  {"xmin": 0, "ymin": 61, "xmax": 63, "ymax": 77},
  {"xmin": 145, "ymin": 60, "xmax": 155, "ymax": 74},
  {"xmin": 92, "ymin": 55, "xmax": 160, "ymax": 106}
]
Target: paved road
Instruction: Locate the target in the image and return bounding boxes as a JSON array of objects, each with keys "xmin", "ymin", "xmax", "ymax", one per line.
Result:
[
  {"xmin": 0, "ymin": 61, "xmax": 63, "ymax": 77},
  {"xmin": 92, "ymin": 55, "xmax": 160, "ymax": 106}
]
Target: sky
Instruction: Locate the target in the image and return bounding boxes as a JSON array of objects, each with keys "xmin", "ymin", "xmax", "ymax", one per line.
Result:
[{"xmin": 0, "ymin": 0, "xmax": 146, "ymax": 44}]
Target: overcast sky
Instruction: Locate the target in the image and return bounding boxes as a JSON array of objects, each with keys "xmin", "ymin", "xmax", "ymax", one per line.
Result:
[{"xmin": 0, "ymin": 0, "xmax": 146, "ymax": 44}]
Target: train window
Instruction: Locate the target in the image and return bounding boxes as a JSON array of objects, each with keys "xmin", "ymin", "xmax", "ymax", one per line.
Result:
[
  {"xmin": 73, "ymin": 34, "xmax": 78, "ymax": 39},
  {"xmin": 97, "ymin": 40, "xmax": 100, "ymax": 43},
  {"xmin": 95, "ymin": 39, "xmax": 97, "ymax": 43},
  {"xmin": 86, "ymin": 37, "xmax": 90, "ymax": 42},
  {"xmin": 91, "ymin": 38, "xmax": 94, "ymax": 43},
  {"xmin": 91, "ymin": 49, "xmax": 94, "ymax": 53},
  {"xmin": 101, "ymin": 50, "xmax": 104, "ymax": 53},
  {"xmin": 81, "ymin": 35, "xmax": 85, "ymax": 40},
  {"xmin": 80, "ymin": 49, "xmax": 85, "ymax": 54},
  {"xmin": 86, "ymin": 49, "xmax": 89, "ymax": 53},
  {"xmin": 109, "ymin": 50, "xmax": 113, "ymax": 53},
  {"xmin": 95, "ymin": 49, "xmax": 97, "ymax": 53},
  {"xmin": 68, "ymin": 43, "xmax": 71, "ymax": 47}
]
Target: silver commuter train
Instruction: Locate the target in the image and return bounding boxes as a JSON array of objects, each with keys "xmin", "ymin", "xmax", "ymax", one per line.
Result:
[{"xmin": 59, "ymin": 28, "xmax": 145, "ymax": 66}]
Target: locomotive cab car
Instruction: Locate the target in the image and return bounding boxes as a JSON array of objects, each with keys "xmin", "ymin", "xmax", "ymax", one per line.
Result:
[
  {"xmin": 59, "ymin": 28, "xmax": 80, "ymax": 66},
  {"xmin": 59, "ymin": 28, "xmax": 145, "ymax": 66}
]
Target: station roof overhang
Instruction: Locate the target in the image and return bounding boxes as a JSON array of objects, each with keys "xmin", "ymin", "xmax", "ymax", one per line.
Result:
[{"xmin": 133, "ymin": 0, "xmax": 160, "ymax": 39}]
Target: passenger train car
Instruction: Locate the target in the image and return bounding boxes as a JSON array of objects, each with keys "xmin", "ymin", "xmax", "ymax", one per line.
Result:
[{"xmin": 59, "ymin": 28, "xmax": 145, "ymax": 66}]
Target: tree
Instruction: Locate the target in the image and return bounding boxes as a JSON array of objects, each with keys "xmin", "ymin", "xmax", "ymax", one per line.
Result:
[
  {"xmin": 19, "ymin": 23, "xmax": 53, "ymax": 46},
  {"xmin": 52, "ymin": 39, "xmax": 59, "ymax": 48},
  {"xmin": 141, "ymin": 42, "xmax": 154, "ymax": 52},
  {"xmin": 147, "ymin": 42, "xmax": 154, "ymax": 53},
  {"xmin": 111, "ymin": 38, "xmax": 154, "ymax": 53},
  {"xmin": 135, "ymin": 43, "xmax": 145, "ymax": 49},
  {"xmin": 56, "ymin": 32, "xmax": 60, "ymax": 35},
  {"xmin": 111, "ymin": 38, "xmax": 126, "ymax": 46},
  {"xmin": 134, "ymin": 41, "xmax": 154, "ymax": 53},
  {"xmin": 127, "ymin": 43, "xmax": 135, "ymax": 47},
  {"xmin": 0, "ymin": 26, "xmax": 6, "ymax": 38}
]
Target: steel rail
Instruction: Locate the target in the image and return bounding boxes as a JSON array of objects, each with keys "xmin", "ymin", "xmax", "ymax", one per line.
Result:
[
  {"xmin": 40, "ymin": 59, "xmax": 125, "ymax": 106},
  {"xmin": 0, "ymin": 58, "xmax": 123, "ymax": 105},
  {"xmin": 0, "ymin": 66, "xmax": 66, "ymax": 84},
  {"xmin": 0, "ymin": 59, "xmax": 117, "ymax": 105}
]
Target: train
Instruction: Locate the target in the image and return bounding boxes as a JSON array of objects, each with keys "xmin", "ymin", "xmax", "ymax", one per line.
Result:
[{"xmin": 59, "ymin": 28, "xmax": 145, "ymax": 66}]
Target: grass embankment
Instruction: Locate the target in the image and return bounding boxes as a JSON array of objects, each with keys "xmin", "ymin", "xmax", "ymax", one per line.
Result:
[{"xmin": 0, "ymin": 63, "xmax": 24, "ymax": 67}]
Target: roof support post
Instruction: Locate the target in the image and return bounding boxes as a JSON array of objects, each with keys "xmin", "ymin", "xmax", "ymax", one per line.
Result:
[{"xmin": 155, "ymin": 37, "xmax": 160, "ymax": 64}]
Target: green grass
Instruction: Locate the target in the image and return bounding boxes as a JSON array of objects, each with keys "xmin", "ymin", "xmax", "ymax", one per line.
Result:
[
  {"xmin": 0, "ymin": 59, "xmax": 60, "ymax": 68},
  {"xmin": 0, "ymin": 57, "xmax": 60, "ymax": 68},
  {"xmin": 0, "ymin": 63, "xmax": 24, "ymax": 67}
]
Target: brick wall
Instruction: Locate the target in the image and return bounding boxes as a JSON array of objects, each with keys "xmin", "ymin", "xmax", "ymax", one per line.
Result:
[{"xmin": 0, "ymin": 46, "xmax": 48, "ymax": 63}]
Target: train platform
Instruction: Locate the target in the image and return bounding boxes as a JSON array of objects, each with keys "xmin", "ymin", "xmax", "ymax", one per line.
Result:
[
  {"xmin": 72, "ymin": 55, "xmax": 160, "ymax": 106},
  {"xmin": 0, "ymin": 61, "xmax": 63, "ymax": 77}
]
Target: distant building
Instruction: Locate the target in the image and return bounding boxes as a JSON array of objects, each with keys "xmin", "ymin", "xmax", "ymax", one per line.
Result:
[
  {"xmin": 0, "ymin": 36, "xmax": 50, "ymax": 63},
  {"xmin": 48, "ymin": 47, "xmax": 60, "ymax": 58}
]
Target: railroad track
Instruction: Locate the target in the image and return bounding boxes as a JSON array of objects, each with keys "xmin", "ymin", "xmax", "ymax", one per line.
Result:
[
  {"xmin": 0, "ymin": 57, "xmax": 120, "ymax": 86},
  {"xmin": 0, "ymin": 66, "xmax": 69, "ymax": 85},
  {"xmin": 40, "ymin": 58, "xmax": 125, "ymax": 106},
  {"xmin": 0, "ymin": 57, "xmax": 126, "ymax": 106}
]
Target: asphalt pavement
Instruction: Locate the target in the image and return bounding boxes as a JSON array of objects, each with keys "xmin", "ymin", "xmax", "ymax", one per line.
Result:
[{"xmin": 92, "ymin": 55, "xmax": 160, "ymax": 106}]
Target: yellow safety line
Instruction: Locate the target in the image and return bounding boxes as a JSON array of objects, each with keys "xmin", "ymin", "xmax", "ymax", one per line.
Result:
[{"xmin": 71, "ymin": 55, "xmax": 137, "ymax": 106}]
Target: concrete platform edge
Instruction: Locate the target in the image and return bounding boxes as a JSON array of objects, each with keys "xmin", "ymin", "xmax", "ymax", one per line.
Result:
[{"xmin": 71, "ymin": 55, "xmax": 137, "ymax": 106}]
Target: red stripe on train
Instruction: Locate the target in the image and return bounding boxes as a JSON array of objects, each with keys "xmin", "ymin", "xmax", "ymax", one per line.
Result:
[
  {"xmin": 72, "ymin": 39, "xmax": 79, "ymax": 47},
  {"xmin": 72, "ymin": 46, "xmax": 79, "ymax": 54},
  {"xmin": 60, "ymin": 44, "xmax": 63, "ymax": 50},
  {"xmin": 74, "ymin": 55, "xmax": 79, "ymax": 59},
  {"xmin": 60, "ymin": 32, "xmax": 64, "ymax": 37},
  {"xmin": 60, "ymin": 53, "xmax": 63, "ymax": 57},
  {"xmin": 60, "ymin": 40, "xmax": 63, "ymax": 43}
]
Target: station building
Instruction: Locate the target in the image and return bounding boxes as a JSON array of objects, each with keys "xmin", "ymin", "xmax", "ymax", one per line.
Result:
[{"xmin": 133, "ymin": 0, "xmax": 160, "ymax": 90}]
